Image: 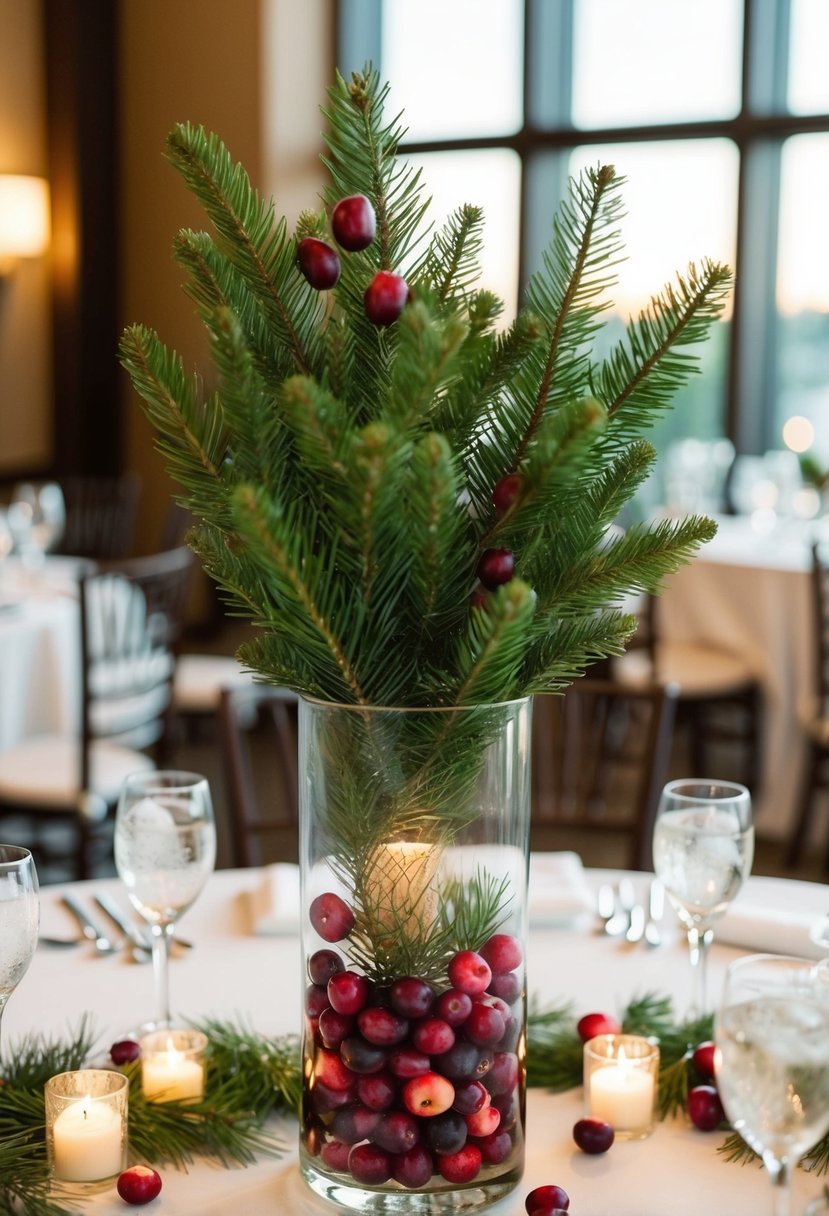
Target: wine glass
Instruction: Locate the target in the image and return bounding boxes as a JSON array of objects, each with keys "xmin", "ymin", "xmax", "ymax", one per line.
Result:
[
  {"xmin": 114, "ymin": 771, "xmax": 216, "ymax": 1029},
  {"xmin": 0, "ymin": 845, "xmax": 39, "ymax": 1061},
  {"xmin": 652, "ymin": 778, "xmax": 753, "ymax": 1016},
  {"xmin": 9, "ymin": 482, "xmax": 66, "ymax": 568},
  {"xmin": 715, "ymin": 954, "xmax": 829, "ymax": 1216}
]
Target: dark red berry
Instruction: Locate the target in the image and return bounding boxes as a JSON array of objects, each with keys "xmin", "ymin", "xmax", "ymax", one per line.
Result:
[
  {"xmin": 492, "ymin": 1089, "xmax": 519, "ymax": 1132},
  {"xmin": 492, "ymin": 474, "xmax": 522, "ymax": 514},
  {"xmin": 412, "ymin": 1016, "xmax": 455, "ymax": 1055},
  {"xmin": 576, "ymin": 1011, "xmax": 622, "ymax": 1042},
  {"xmin": 480, "ymin": 933, "xmax": 523, "ymax": 974},
  {"xmin": 110, "ymin": 1039, "xmax": 140, "ymax": 1065},
  {"xmin": 688, "ymin": 1084, "xmax": 724, "ymax": 1131},
  {"xmin": 435, "ymin": 989, "xmax": 473, "ymax": 1027},
  {"xmin": 372, "ymin": 1110, "xmax": 421, "ymax": 1154},
  {"xmin": 447, "ymin": 950, "xmax": 492, "ymax": 995},
  {"xmin": 306, "ymin": 982, "xmax": 330, "ymax": 1017},
  {"xmin": 425, "ymin": 1110, "xmax": 468, "ymax": 1155},
  {"xmin": 466, "ymin": 1104, "xmax": 501, "ymax": 1137},
  {"xmin": 356, "ymin": 1070, "xmax": 397, "ymax": 1111},
  {"xmin": 116, "ymin": 1166, "xmax": 162, "ymax": 1205},
  {"xmin": 309, "ymin": 1079, "xmax": 354, "ymax": 1114},
  {"xmin": 389, "ymin": 976, "xmax": 435, "ymax": 1018},
  {"xmin": 297, "ymin": 237, "xmax": 341, "ymax": 289},
  {"xmin": 485, "ymin": 1051, "xmax": 519, "ymax": 1096},
  {"xmin": 357, "ymin": 1005, "xmax": 409, "ymax": 1046},
  {"xmin": 327, "ymin": 969, "xmax": 369, "ymax": 1015},
  {"xmin": 388, "ymin": 1047, "xmax": 431, "ymax": 1078},
  {"xmin": 488, "ymin": 970, "xmax": 522, "ymax": 1003},
  {"xmin": 692, "ymin": 1041, "xmax": 717, "ymax": 1080},
  {"xmin": 348, "ymin": 1142, "xmax": 392, "ymax": 1185},
  {"xmin": 477, "ymin": 1128, "xmax": 513, "ymax": 1165},
  {"xmin": 320, "ymin": 1137, "xmax": 351, "ymax": 1172},
  {"xmin": 477, "ymin": 548, "xmax": 515, "ymax": 590},
  {"xmin": 526, "ymin": 1184, "xmax": 570, "ymax": 1214},
  {"xmin": 465, "ymin": 1001, "xmax": 506, "ymax": 1048},
  {"xmin": 438, "ymin": 1143, "xmax": 482, "ymax": 1183},
  {"xmin": 318, "ymin": 1007, "xmax": 354, "ymax": 1048},
  {"xmin": 331, "ymin": 194, "xmax": 376, "ymax": 252},
  {"xmin": 469, "ymin": 584, "xmax": 489, "ymax": 610},
  {"xmin": 393, "ymin": 1144, "xmax": 434, "ymax": 1189},
  {"xmin": 452, "ymin": 1079, "xmax": 489, "ymax": 1115},
  {"xmin": 308, "ymin": 948, "xmax": 345, "ymax": 986},
  {"xmin": 331, "ymin": 1104, "xmax": 381, "ymax": 1145},
  {"xmin": 310, "ymin": 892, "xmax": 355, "ymax": 942},
  {"xmin": 364, "ymin": 271, "xmax": 409, "ymax": 326},
  {"xmin": 313, "ymin": 1047, "xmax": 355, "ymax": 1092},
  {"xmin": 340, "ymin": 1035, "xmax": 387, "ymax": 1075},
  {"xmin": 573, "ymin": 1116, "xmax": 615, "ymax": 1154}
]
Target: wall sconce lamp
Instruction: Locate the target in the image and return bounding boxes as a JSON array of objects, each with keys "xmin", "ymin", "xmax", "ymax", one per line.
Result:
[{"xmin": 0, "ymin": 175, "xmax": 50, "ymax": 277}]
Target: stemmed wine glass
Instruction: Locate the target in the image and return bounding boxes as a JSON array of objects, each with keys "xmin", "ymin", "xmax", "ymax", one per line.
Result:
[
  {"xmin": 652, "ymin": 778, "xmax": 753, "ymax": 1016},
  {"xmin": 114, "ymin": 771, "xmax": 216, "ymax": 1030},
  {"xmin": 0, "ymin": 845, "xmax": 39, "ymax": 1061},
  {"xmin": 715, "ymin": 954, "xmax": 829, "ymax": 1216},
  {"xmin": 8, "ymin": 482, "xmax": 66, "ymax": 568}
]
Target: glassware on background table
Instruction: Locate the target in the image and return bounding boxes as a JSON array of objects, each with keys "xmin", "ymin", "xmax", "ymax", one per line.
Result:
[
  {"xmin": 8, "ymin": 481, "xmax": 66, "ymax": 568},
  {"xmin": 652, "ymin": 778, "xmax": 753, "ymax": 1016},
  {"xmin": 0, "ymin": 845, "xmax": 39, "ymax": 1060},
  {"xmin": 715, "ymin": 954, "xmax": 829, "ymax": 1216},
  {"xmin": 114, "ymin": 771, "xmax": 215, "ymax": 1030}
]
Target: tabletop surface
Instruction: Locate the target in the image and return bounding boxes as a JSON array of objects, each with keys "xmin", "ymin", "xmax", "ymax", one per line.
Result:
[{"xmin": 6, "ymin": 865, "xmax": 829, "ymax": 1216}]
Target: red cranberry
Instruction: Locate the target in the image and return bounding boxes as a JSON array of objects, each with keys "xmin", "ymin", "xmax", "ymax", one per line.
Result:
[
  {"xmin": 340, "ymin": 1035, "xmax": 387, "ymax": 1075},
  {"xmin": 477, "ymin": 548, "xmax": 515, "ymax": 590},
  {"xmin": 389, "ymin": 976, "xmax": 435, "ymax": 1018},
  {"xmin": 425, "ymin": 1110, "xmax": 468, "ymax": 1155},
  {"xmin": 331, "ymin": 1104, "xmax": 381, "ymax": 1145},
  {"xmin": 526, "ymin": 1184, "xmax": 570, "ymax": 1214},
  {"xmin": 492, "ymin": 473, "xmax": 522, "ymax": 514},
  {"xmin": 573, "ymin": 1117, "xmax": 614, "ymax": 1154},
  {"xmin": 110, "ymin": 1039, "xmax": 141, "ymax": 1066},
  {"xmin": 492, "ymin": 1089, "xmax": 519, "ymax": 1132},
  {"xmin": 692, "ymin": 1040, "xmax": 717, "ymax": 1080},
  {"xmin": 306, "ymin": 983, "xmax": 330, "ymax": 1017},
  {"xmin": 309, "ymin": 1079, "xmax": 354, "ymax": 1114},
  {"xmin": 308, "ymin": 948, "xmax": 345, "ymax": 986},
  {"xmin": 688, "ymin": 1084, "xmax": 724, "ymax": 1131},
  {"xmin": 469, "ymin": 584, "xmax": 489, "ymax": 610},
  {"xmin": 465, "ymin": 1002, "xmax": 506, "ymax": 1048},
  {"xmin": 348, "ymin": 1142, "xmax": 392, "ymax": 1185},
  {"xmin": 297, "ymin": 237, "xmax": 341, "ymax": 289},
  {"xmin": 310, "ymin": 892, "xmax": 355, "ymax": 942},
  {"xmin": 393, "ymin": 1144, "xmax": 435, "ymax": 1189},
  {"xmin": 327, "ymin": 970, "xmax": 369, "ymax": 1015},
  {"xmin": 320, "ymin": 1137, "xmax": 351, "ymax": 1171},
  {"xmin": 364, "ymin": 271, "xmax": 409, "ymax": 326},
  {"xmin": 576, "ymin": 1011, "xmax": 622, "ymax": 1042},
  {"xmin": 447, "ymin": 950, "xmax": 492, "ymax": 996},
  {"xmin": 485, "ymin": 1051, "xmax": 519, "ymax": 1096},
  {"xmin": 488, "ymin": 971, "xmax": 522, "ymax": 1003},
  {"xmin": 388, "ymin": 1047, "xmax": 431, "ymax": 1078},
  {"xmin": 357, "ymin": 1005, "xmax": 409, "ymax": 1046},
  {"xmin": 435, "ymin": 989, "xmax": 473, "ymax": 1026},
  {"xmin": 465, "ymin": 1104, "xmax": 501, "ymax": 1137},
  {"xmin": 371, "ymin": 1110, "xmax": 421, "ymax": 1154},
  {"xmin": 313, "ymin": 1047, "xmax": 355, "ymax": 1092},
  {"xmin": 452, "ymin": 1079, "xmax": 489, "ymax": 1115},
  {"xmin": 331, "ymin": 193, "xmax": 376, "ymax": 252},
  {"xmin": 480, "ymin": 933, "xmax": 523, "ymax": 974},
  {"xmin": 412, "ymin": 1016, "xmax": 456, "ymax": 1055},
  {"xmin": 116, "ymin": 1167, "xmax": 162, "ymax": 1206},
  {"xmin": 438, "ymin": 1143, "xmax": 482, "ymax": 1183},
  {"xmin": 477, "ymin": 1128, "xmax": 513, "ymax": 1164},
  {"xmin": 318, "ymin": 1007, "xmax": 354, "ymax": 1048},
  {"xmin": 356, "ymin": 1070, "xmax": 397, "ymax": 1111},
  {"xmin": 438, "ymin": 1040, "xmax": 486, "ymax": 1082},
  {"xmin": 402, "ymin": 1071, "xmax": 455, "ymax": 1117}
]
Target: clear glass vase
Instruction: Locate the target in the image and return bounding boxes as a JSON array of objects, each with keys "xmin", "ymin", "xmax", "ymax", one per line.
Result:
[{"xmin": 298, "ymin": 696, "xmax": 532, "ymax": 1214}]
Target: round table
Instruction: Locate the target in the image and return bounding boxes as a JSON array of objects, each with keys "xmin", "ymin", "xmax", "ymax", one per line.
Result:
[{"xmin": 7, "ymin": 865, "xmax": 828, "ymax": 1215}]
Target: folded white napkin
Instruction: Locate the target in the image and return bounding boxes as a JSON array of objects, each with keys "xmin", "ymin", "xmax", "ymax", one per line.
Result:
[
  {"xmin": 528, "ymin": 851, "xmax": 595, "ymax": 925},
  {"xmin": 245, "ymin": 863, "xmax": 301, "ymax": 936},
  {"xmin": 716, "ymin": 900, "xmax": 828, "ymax": 961}
]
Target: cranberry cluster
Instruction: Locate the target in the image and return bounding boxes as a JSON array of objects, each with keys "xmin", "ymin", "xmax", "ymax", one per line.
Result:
[
  {"xmin": 687, "ymin": 1040, "xmax": 725, "ymax": 1131},
  {"xmin": 303, "ymin": 904, "xmax": 525, "ymax": 1191}
]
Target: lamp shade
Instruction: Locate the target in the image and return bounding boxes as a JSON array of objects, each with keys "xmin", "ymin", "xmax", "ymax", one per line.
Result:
[{"xmin": 0, "ymin": 175, "xmax": 50, "ymax": 259}]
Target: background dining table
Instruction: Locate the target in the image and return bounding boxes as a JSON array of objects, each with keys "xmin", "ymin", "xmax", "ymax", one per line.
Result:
[{"xmin": 7, "ymin": 862, "xmax": 828, "ymax": 1215}]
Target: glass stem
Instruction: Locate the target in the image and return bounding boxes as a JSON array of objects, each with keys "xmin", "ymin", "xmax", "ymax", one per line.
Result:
[
  {"xmin": 686, "ymin": 924, "xmax": 714, "ymax": 1017},
  {"xmin": 765, "ymin": 1155, "xmax": 791, "ymax": 1216},
  {"xmin": 0, "ymin": 996, "xmax": 6, "ymax": 1072},
  {"xmin": 150, "ymin": 922, "xmax": 175, "ymax": 1028}
]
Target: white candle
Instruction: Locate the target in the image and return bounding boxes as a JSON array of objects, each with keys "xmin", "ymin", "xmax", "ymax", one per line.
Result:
[
  {"xmin": 367, "ymin": 840, "xmax": 439, "ymax": 935},
  {"xmin": 142, "ymin": 1041, "xmax": 204, "ymax": 1103},
  {"xmin": 589, "ymin": 1051, "xmax": 655, "ymax": 1130},
  {"xmin": 52, "ymin": 1096, "xmax": 123, "ymax": 1182}
]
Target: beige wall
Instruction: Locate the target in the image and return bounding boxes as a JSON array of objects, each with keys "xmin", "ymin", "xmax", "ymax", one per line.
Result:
[{"xmin": 0, "ymin": 0, "xmax": 52, "ymax": 474}]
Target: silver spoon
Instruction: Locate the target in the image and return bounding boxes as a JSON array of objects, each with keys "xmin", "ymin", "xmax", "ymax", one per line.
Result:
[
  {"xmin": 604, "ymin": 878, "xmax": 636, "ymax": 937},
  {"xmin": 60, "ymin": 894, "xmax": 123, "ymax": 956}
]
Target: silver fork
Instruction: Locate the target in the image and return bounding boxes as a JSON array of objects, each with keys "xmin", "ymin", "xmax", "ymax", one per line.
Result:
[{"xmin": 60, "ymin": 894, "xmax": 122, "ymax": 955}]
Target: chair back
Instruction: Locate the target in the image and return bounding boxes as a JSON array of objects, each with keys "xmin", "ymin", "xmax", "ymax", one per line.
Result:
[
  {"xmin": 531, "ymin": 678, "xmax": 677, "ymax": 869},
  {"xmin": 218, "ymin": 684, "xmax": 299, "ymax": 868},
  {"xmin": 78, "ymin": 547, "xmax": 194, "ymax": 787},
  {"xmin": 57, "ymin": 473, "xmax": 140, "ymax": 559}
]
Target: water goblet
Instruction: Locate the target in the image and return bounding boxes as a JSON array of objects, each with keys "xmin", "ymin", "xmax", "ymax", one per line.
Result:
[
  {"xmin": 9, "ymin": 481, "xmax": 66, "ymax": 567},
  {"xmin": 715, "ymin": 954, "xmax": 829, "ymax": 1216},
  {"xmin": 0, "ymin": 845, "xmax": 40, "ymax": 1060},
  {"xmin": 652, "ymin": 778, "xmax": 753, "ymax": 1016},
  {"xmin": 114, "ymin": 771, "xmax": 216, "ymax": 1030}
]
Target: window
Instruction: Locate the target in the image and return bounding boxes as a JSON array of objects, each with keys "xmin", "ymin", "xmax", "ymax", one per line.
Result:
[{"xmin": 338, "ymin": 0, "xmax": 829, "ymax": 485}]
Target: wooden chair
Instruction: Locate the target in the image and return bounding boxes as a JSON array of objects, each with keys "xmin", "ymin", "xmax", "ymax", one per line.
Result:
[
  {"xmin": 218, "ymin": 684, "xmax": 299, "ymax": 868},
  {"xmin": 531, "ymin": 678, "xmax": 678, "ymax": 870},
  {"xmin": 612, "ymin": 593, "xmax": 762, "ymax": 794},
  {"xmin": 786, "ymin": 541, "xmax": 829, "ymax": 869},
  {"xmin": 0, "ymin": 546, "xmax": 194, "ymax": 879},
  {"xmin": 56, "ymin": 473, "xmax": 141, "ymax": 559}
]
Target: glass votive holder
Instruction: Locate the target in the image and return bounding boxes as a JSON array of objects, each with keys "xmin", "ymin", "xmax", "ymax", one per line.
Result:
[
  {"xmin": 583, "ymin": 1033, "xmax": 660, "ymax": 1140},
  {"xmin": 45, "ymin": 1069, "xmax": 128, "ymax": 1188},
  {"xmin": 140, "ymin": 1028, "xmax": 208, "ymax": 1103}
]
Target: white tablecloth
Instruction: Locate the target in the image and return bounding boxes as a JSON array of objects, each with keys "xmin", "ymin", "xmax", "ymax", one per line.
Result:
[
  {"xmin": 6, "ymin": 866, "xmax": 829, "ymax": 1215},
  {"xmin": 0, "ymin": 558, "xmax": 81, "ymax": 749},
  {"xmin": 659, "ymin": 514, "xmax": 816, "ymax": 841}
]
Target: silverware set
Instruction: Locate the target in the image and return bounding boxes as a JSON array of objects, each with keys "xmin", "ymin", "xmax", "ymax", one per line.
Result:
[
  {"xmin": 596, "ymin": 878, "xmax": 666, "ymax": 948},
  {"xmin": 39, "ymin": 893, "xmax": 193, "ymax": 961}
]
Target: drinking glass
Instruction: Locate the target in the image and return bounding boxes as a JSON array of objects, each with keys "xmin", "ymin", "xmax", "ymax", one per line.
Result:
[
  {"xmin": 9, "ymin": 481, "xmax": 66, "ymax": 567},
  {"xmin": 715, "ymin": 954, "xmax": 829, "ymax": 1216},
  {"xmin": 114, "ymin": 771, "xmax": 216, "ymax": 1029},
  {"xmin": 0, "ymin": 845, "xmax": 39, "ymax": 1060},
  {"xmin": 652, "ymin": 778, "xmax": 753, "ymax": 1016}
]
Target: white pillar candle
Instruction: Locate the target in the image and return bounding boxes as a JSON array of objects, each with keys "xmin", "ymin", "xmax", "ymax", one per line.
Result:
[
  {"xmin": 367, "ymin": 840, "xmax": 439, "ymax": 935},
  {"xmin": 589, "ymin": 1053, "xmax": 655, "ymax": 1131},
  {"xmin": 52, "ymin": 1097, "xmax": 123, "ymax": 1182},
  {"xmin": 142, "ymin": 1041, "xmax": 205, "ymax": 1103}
]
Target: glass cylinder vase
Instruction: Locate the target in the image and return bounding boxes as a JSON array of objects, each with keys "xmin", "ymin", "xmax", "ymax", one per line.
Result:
[{"xmin": 298, "ymin": 696, "xmax": 532, "ymax": 1214}]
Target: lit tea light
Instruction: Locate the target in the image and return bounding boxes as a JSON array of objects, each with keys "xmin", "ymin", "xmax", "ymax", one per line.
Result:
[
  {"xmin": 367, "ymin": 840, "xmax": 439, "ymax": 934},
  {"xmin": 140, "ymin": 1029, "xmax": 207, "ymax": 1103},
  {"xmin": 45, "ymin": 1070, "xmax": 128, "ymax": 1184},
  {"xmin": 583, "ymin": 1034, "xmax": 659, "ymax": 1139}
]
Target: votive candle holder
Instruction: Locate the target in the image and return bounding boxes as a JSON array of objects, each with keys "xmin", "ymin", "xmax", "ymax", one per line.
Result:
[
  {"xmin": 140, "ymin": 1028, "xmax": 207, "ymax": 1103},
  {"xmin": 45, "ymin": 1069, "xmax": 128, "ymax": 1188},
  {"xmin": 583, "ymin": 1033, "xmax": 659, "ymax": 1139}
]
